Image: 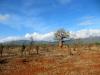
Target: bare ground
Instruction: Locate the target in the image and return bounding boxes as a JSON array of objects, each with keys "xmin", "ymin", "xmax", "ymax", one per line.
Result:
[{"xmin": 0, "ymin": 48, "xmax": 100, "ymax": 75}]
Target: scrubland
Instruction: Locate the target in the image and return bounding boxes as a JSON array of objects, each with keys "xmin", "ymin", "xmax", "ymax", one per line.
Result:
[{"xmin": 0, "ymin": 44, "xmax": 100, "ymax": 75}]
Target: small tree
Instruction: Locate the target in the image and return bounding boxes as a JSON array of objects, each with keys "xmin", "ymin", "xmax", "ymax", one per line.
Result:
[
  {"xmin": 55, "ymin": 28, "xmax": 70, "ymax": 48},
  {"xmin": 21, "ymin": 44, "xmax": 25, "ymax": 57},
  {"xmin": 30, "ymin": 36, "xmax": 34, "ymax": 46},
  {"xmin": 0, "ymin": 44, "xmax": 4, "ymax": 57},
  {"xmin": 36, "ymin": 45, "xmax": 39, "ymax": 54},
  {"xmin": 29, "ymin": 36, "xmax": 34, "ymax": 55}
]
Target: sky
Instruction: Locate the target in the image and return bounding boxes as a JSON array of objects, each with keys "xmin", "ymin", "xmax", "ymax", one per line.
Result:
[{"xmin": 0, "ymin": 0, "xmax": 100, "ymax": 42}]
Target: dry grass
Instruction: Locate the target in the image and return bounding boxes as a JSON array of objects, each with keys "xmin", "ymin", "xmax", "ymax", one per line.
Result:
[{"xmin": 0, "ymin": 44, "xmax": 100, "ymax": 75}]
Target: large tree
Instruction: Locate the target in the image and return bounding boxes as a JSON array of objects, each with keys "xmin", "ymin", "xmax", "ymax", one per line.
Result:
[{"xmin": 55, "ymin": 28, "xmax": 70, "ymax": 48}]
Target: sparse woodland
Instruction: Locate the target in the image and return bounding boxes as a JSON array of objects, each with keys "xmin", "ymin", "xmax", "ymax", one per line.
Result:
[{"xmin": 0, "ymin": 29, "xmax": 100, "ymax": 75}]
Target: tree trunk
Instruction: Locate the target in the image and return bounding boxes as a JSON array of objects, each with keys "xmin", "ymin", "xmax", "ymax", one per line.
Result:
[
  {"xmin": 0, "ymin": 50, "xmax": 3, "ymax": 57},
  {"xmin": 59, "ymin": 40, "xmax": 63, "ymax": 48},
  {"xmin": 36, "ymin": 46, "xmax": 39, "ymax": 54}
]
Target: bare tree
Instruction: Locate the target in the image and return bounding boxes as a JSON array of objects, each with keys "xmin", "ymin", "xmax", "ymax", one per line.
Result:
[
  {"xmin": 0, "ymin": 44, "xmax": 4, "ymax": 57},
  {"xmin": 30, "ymin": 36, "xmax": 34, "ymax": 46},
  {"xmin": 29, "ymin": 36, "xmax": 34, "ymax": 55},
  {"xmin": 21, "ymin": 44, "xmax": 25, "ymax": 57},
  {"xmin": 36, "ymin": 45, "xmax": 39, "ymax": 54},
  {"xmin": 29, "ymin": 36, "xmax": 39, "ymax": 55},
  {"xmin": 55, "ymin": 28, "xmax": 70, "ymax": 48}
]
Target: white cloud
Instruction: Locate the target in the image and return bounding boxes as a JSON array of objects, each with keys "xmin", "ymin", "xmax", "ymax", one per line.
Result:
[
  {"xmin": 0, "ymin": 36, "xmax": 25, "ymax": 43},
  {"xmin": 0, "ymin": 32, "xmax": 54, "ymax": 43},
  {"xmin": 0, "ymin": 14, "xmax": 10, "ymax": 21},
  {"xmin": 0, "ymin": 29, "xmax": 100, "ymax": 43},
  {"xmin": 79, "ymin": 20, "xmax": 94, "ymax": 26},
  {"xmin": 25, "ymin": 32, "xmax": 54, "ymax": 41},
  {"xmin": 71, "ymin": 29, "xmax": 100, "ymax": 39},
  {"xmin": 78, "ymin": 16, "xmax": 100, "ymax": 26},
  {"xmin": 84, "ymin": 16, "xmax": 95, "ymax": 19},
  {"xmin": 0, "ymin": 13, "xmax": 48, "ymax": 31}
]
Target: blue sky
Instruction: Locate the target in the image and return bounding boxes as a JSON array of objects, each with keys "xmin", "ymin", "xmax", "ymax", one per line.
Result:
[{"xmin": 0, "ymin": 0, "xmax": 100, "ymax": 37}]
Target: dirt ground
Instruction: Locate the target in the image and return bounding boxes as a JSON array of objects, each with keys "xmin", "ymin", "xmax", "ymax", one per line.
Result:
[{"xmin": 0, "ymin": 47, "xmax": 100, "ymax": 75}]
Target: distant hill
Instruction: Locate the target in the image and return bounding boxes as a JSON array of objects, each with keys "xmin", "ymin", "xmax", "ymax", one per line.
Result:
[
  {"xmin": 2, "ymin": 36, "xmax": 100, "ymax": 45},
  {"xmin": 65, "ymin": 36, "xmax": 100, "ymax": 44},
  {"xmin": 2, "ymin": 40, "xmax": 56, "ymax": 45}
]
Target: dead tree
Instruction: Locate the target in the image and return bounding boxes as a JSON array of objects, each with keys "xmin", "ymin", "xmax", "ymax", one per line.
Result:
[
  {"xmin": 21, "ymin": 44, "xmax": 26, "ymax": 57},
  {"xmin": 36, "ymin": 46, "xmax": 39, "ymax": 54},
  {"xmin": 0, "ymin": 44, "xmax": 4, "ymax": 57},
  {"xmin": 29, "ymin": 36, "xmax": 34, "ymax": 55}
]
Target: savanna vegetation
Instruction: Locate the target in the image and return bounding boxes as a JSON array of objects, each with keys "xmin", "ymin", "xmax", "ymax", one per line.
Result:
[{"xmin": 0, "ymin": 29, "xmax": 100, "ymax": 75}]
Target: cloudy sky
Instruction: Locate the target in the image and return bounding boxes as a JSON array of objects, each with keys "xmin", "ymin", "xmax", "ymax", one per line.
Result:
[{"xmin": 0, "ymin": 0, "xmax": 100, "ymax": 42}]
